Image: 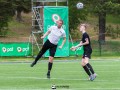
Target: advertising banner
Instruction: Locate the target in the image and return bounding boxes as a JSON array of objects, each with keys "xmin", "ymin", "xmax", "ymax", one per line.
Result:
[
  {"xmin": 43, "ymin": 6, "xmax": 69, "ymax": 57},
  {"xmin": 0, "ymin": 42, "xmax": 31, "ymax": 56}
]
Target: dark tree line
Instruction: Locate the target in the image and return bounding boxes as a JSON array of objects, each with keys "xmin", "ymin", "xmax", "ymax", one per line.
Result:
[
  {"xmin": 69, "ymin": 0, "xmax": 120, "ymax": 43},
  {"xmin": 0, "ymin": 0, "xmax": 120, "ymax": 42},
  {"xmin": 0, "ymin": 0, "xmax": 31, "ymax": 36}
]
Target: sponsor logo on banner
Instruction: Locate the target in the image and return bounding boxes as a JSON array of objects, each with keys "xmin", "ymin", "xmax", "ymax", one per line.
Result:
[
  {"xmin": 51, "ymin": 14, "xmax": 66, "ymax": 30},
  {"xmin": 17, "ymin": 47, "xmax": 22, "ymax": 52},
  {"xmin": 17, "ymin": 47, "xmax": 29, "ymax": 52},
  {"xmin": 2, "ymin": 47, "xmax": 13, "ymax": 53},
  {"xmin": 52, "ymin": 14, "xmax": 61, "ymax": 23}
]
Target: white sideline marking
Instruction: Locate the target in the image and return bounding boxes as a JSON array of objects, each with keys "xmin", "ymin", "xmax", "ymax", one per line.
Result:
[
  {"xmin": 2, "ymin": 89, "xmax": 120, "ymax": 90},
  {"xmin": 7, "ymin": 76, "xmax": 108, "ymax": 82},
  {"xmin": 0, "ymin": 88, "xmax": 120, "ymax": 90},
  {"xmin": 8, "ymin": 76, "xmax": 87, "ymax": 80},
  {"xmin": 0, "ymin": 59, "xmax": 120, "ymax": 64},
  {"xmin": 6, "ymin": 76, "xmax": 120, "ymax": 82},
  {"xmin": 73, "ymin": 88, "xmax": 120, "ymax": 90}
]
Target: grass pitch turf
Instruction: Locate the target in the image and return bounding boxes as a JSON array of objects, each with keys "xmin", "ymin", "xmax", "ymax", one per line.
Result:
[{"xmin": 0, "ymin": 59, "xmax": 120, "ymax": 90}]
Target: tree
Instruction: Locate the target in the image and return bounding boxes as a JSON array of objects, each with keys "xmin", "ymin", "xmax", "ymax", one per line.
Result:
[
  {"xmin": 14, "ymin": 0, "xmax": 31, "ymax": 22},
  {"xmin": 68, "ymin": 0, "xmax": 88, "ymax": 31},
  {"xmin": 93, "ymin": 0, "xmax": 120, "ymax": 43},
  {"xmin": 68, "ymin": 0, "xmax": 120, "ymax": 42},
  {"xmin": 0, "ymin": 0, "xmax": 14, "ymax": 36}
]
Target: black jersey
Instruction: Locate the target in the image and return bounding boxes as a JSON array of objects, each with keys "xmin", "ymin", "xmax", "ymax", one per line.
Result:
[{"xmin": 82, "ymin": 32, "xmax": 92, "ymax": 52}]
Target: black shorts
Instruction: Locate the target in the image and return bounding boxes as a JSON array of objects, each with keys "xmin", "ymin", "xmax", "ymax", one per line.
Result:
[
  {"xmin": 43, "ymin": 40, "xmax": 57, "ymax": 57},
  {"xmin": 82, "ymin": 50, "xmax": 92, "ymax": 59}
]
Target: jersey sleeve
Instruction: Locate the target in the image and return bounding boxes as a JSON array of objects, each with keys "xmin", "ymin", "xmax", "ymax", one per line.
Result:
[
  {"xmin": 82, "ymin": 33, "xmax": 89, "ymax": 42},
  {"xmin": 85, "ymin": 34, "xmax": 89, "ymax": 39},
  {"xmin": 48, "ymin": 26, "xmax": 53, "ymax": 32},
  {"xmin": 62, "ymin": 31, "xmax": 66, "ymax": 37},
  {"xmin": 84, "ymin": 34, "xmax": 89, "ymax": 42}
]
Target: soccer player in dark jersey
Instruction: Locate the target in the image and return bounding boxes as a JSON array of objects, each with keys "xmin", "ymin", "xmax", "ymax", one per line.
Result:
[{"xmin": 70, "ymin": 24, "xmax": 96, "ymax": 81}]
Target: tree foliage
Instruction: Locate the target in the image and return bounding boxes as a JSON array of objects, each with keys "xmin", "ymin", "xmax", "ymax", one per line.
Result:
[
  {"xmin": 13, "ymin": 0, "xmax": 31, "ymax": 22},
  {"xmin": 69, "ymin": 0, "xmax": 120, "ymax": 42},
  {"xmin": 0, "ymin": 0, "xmax": 14, "ymax": 36},
  {"xmin": 0, "ymin": 0, "xmax": 31, "ymax": 36},
  {"xmin": 68, "ymin": 0, "xmax": 88, "ymax": 31},
  {"xmin": 92, "ymin": 0, "xmax": 120, "ymax": 42}
]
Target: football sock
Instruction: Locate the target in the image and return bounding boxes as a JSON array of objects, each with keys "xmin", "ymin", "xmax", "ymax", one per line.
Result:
[
  {"xmin": 47, "ymin": 62, "xmax": 53, "ymax": 74},
  {"xmin": 86, "ymin": 63, "xmax": 95, "ymax": 74},
  {"xmin": 83, "ymin": 65, "xmax": 91, "ymax": 76}
]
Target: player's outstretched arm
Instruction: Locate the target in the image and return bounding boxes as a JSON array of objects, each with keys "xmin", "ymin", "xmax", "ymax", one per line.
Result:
[
  {"xmin": 41, "ymin": 30, "xmax": 51, "ymax": 39},
  {"xmin": 70, "ymin": 41, "xmax": 82, "ymax": 51},
  {"xmin": 75, "ymin": 41, "xmax": 83, "ymax": 48},
  {"xmin": 59, "ymin": 37, "xmax": 66, "ymax": 49}
]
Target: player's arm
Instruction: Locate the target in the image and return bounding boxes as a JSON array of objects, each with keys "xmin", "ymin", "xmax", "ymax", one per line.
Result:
[
  {"xmin": 70, "ymin": 38, "xmax": 89, "ymax": 51},
  {"xmin": 59, "ymin": 37, "xmax": 66, "ymax": 49},
  {"xmin": 81, "ymin": 38, "xmax": 89, "ymax": 45},
  {"xmin": 75, "ymin": 38, "xmax": 89, "ymax": 48},
  {"xmin": 70, "ymin": 41, "xmax": 82, "ymax": 51},
  {"xmin": 74, "ymin": 41, "xmax": 82, "ymax": 48},
  {"xmin": 41, "ymin": 29, "xmax": 51, "ymax": 39}
]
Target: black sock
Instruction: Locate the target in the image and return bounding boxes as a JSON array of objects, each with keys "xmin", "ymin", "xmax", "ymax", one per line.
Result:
[
  {"xmin": 47, "ymin": 62, "xmax": 53, "ymax": 75},
  {"xmin": 83, "ymin": 66, "xmax": 91, "ymax": 76},
  {"xmin": 86, "ymin": 63, "xmax": 95, "ymax": 74}
]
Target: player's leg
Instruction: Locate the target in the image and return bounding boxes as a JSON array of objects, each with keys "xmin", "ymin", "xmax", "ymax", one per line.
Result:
[
  {"xmin": 85, "ymin": 58, "xmax": 97, "ymax": 80},
  {"xmin": 47, "ymin": 56, "xmax": 54, "ymax": 79},
  {"xmin": 81, "ymin": 57, "xmax": 91, "ymax": 76},
  {"xmin": 84, "ymin": 57, "xmax": 95, "ymax": 75},
  {"xmin": 83, "ymin": 56, "xmax": 96, "ymax": 81},
  {"xmin": 47, "ymin": 45, "xmax": 57, "ymax": 79},
  {"xmin": 30, "ymin": 40, "xmax": 50, "ymax": 67},
  {"xmin": 85, "ymin": 59, "xmax": 96, "ymax": 81},
  {"xmin": 84, "ymin": 51, "xmax": 96, "ymax": 76}
]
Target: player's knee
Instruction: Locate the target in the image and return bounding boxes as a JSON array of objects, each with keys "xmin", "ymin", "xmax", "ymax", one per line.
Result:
[
  {"xmin": 49, "ymin": 56, "xmax": 54, "ymax": 63},
  {"xmin": 82, "ymin": 61, "xmax": 88, "ymax": 66},
  {"xmin": 84, "ymin": 61, "xmax": 88, "ymax": 65},
  {"xmin": 81, "ymin": 62, "xmax": 85, "ymax": 66},
  {"xmin": 84, "ymin": 59, "xmax": 89, "ymax": 64}
]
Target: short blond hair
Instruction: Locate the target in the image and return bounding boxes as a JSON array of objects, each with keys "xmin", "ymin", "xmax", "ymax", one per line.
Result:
[{"xmin": 80, "ymin": 23, "xmax": 89, "ymax": 29}]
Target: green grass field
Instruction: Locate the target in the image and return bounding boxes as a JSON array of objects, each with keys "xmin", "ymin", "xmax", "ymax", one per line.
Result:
[{"xmin": 0, "ymin": 58, "xmax": 120, "ymax": 90}]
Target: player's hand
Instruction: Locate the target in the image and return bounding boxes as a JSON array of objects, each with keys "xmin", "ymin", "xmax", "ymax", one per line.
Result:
[
  {"xmin": 58, "ymin": 46, "xmax": 62, "ymax": 49},
  {"xmin": 70, "ymin": 46, "xmax": 76, "ymax": 51}
]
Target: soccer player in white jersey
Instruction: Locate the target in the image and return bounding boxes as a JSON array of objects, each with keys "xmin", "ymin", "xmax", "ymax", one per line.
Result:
[{"xmin": 31, "ymin": 20, "xmax": 66, "ymax": 79}]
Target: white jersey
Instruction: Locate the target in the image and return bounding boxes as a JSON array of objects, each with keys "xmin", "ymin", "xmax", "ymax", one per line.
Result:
[{"xmin": 48, "ymin": 26, "xmax": 66, "ymax": 45}]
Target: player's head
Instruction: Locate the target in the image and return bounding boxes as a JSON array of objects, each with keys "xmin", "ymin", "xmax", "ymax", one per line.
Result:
[
  {"xmin": 79, "ymin": 23, "xmax": 88, "ymax": 32},
  {"xmin": 57, "ymin": 19, "xmax": 63, "ymax": 28}
]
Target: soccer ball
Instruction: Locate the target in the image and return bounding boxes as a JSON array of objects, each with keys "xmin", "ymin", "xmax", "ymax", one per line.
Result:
[{"xmin": 76, "ymin": 2, "xmax": 84, "ymax": 9}]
